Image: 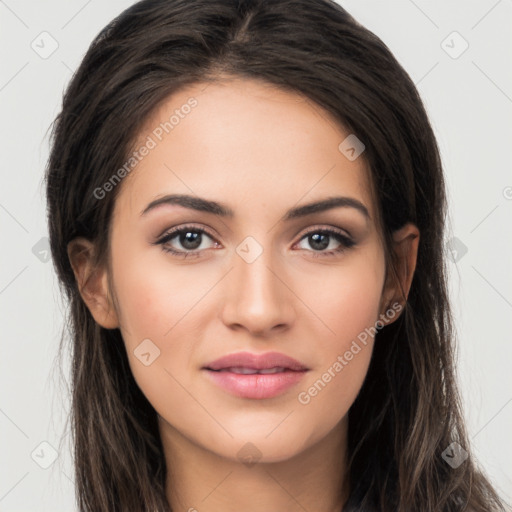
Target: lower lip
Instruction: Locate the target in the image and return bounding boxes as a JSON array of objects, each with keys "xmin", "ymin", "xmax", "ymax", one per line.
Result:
[{"xmin": 203, "ymin": 369, "xmax": 307, "ymax": 399}]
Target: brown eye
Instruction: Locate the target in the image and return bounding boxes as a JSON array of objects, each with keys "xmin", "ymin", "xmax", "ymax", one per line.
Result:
[
  {"xmin": 156, "ymin": 225, "xmax": 220, "ymax": 258},
  {"xmin": 295, "ymin": 228, "xmax": 355, "ymax": 257}
]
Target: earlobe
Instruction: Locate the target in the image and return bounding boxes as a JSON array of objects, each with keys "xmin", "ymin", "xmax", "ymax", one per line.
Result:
[
  {"xmin": 379, "ymin": 223, "xmax": 420, "ymax": 325},
  {"xmin": 67, "ymin": 237, "xmax": 119, "ymax": 329}
]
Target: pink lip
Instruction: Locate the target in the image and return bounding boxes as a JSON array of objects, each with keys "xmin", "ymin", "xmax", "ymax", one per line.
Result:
[{"xmin": 202, "ymin": 351, "xmax": 309, "ymax": 400}]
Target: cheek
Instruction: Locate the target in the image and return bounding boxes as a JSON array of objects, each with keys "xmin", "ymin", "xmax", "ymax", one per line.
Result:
[
  {"xmin": 308, "ymin": 249, "xmax": 385, "ymax": 346},
  {"xmin": 111, "ymin": 245, "xmax": 209, "ymax": 343},
  {"xmin": 111, "ymin": 259, "xmax": 200, "ymax": 424},
  {"xmin": 109, "ymin": 244, "xmax": 215, "ymax": 404},
  {"xmin": 294, "ymin": 297, "xmax": 378, "ymax": 444},
  {"xmin": 295, "ymin": 250, "xmax": 384, "ymax": 414}
]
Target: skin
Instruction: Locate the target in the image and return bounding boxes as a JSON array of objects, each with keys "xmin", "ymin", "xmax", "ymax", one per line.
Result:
[{"xmin": 68, "ymin": 77, "xmax": 419, "ymax": 512}]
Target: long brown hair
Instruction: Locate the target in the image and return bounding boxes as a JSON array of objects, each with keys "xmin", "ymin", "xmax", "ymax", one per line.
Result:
[{"xmin": 44, "ymin": 0, "xmax": 508, "ymax": 510}]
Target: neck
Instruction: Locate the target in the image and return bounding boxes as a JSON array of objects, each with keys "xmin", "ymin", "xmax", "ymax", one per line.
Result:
[{"xmin": 159, "ymin": 416, "xmax": 349, "ymax": 512}]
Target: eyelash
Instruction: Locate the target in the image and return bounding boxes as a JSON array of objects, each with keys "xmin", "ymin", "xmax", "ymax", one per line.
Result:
[{"xmin": 154, "ymin": 224, "xmax": 355, "ymax": 259}]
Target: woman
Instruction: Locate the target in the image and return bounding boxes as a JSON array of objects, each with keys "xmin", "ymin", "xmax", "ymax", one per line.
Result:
[{"xmin": 44, "ymin": 0, "xmax": 508, "ymax": 510}]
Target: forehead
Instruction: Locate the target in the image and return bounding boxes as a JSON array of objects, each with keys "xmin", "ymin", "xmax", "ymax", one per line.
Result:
[{"xmin": 115, "ymin": 77, "xmax": 377, "ymax": 223}]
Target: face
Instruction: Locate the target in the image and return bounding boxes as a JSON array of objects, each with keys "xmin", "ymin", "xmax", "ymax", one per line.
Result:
[{"xmin": 94, "ymin": 77, "xmax": 400, "ymax": 463}]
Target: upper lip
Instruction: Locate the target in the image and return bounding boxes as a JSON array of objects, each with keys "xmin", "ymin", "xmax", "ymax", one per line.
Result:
[{"xmin": 204, "ymin": 351, "xmax": 309, "ymax": 371}]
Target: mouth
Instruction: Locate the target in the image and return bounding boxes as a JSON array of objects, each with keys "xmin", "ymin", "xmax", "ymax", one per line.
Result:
[
  {"xmin": 202, "ymin": 351, "xmax": 309, "ymax": 399},
  {"xmin": 204, "ymin": 350, "xmax": 309, "ymax": 372},
  {"xmin": 209, "ymin": 366, "xmax": 293, "ymax": 374}
]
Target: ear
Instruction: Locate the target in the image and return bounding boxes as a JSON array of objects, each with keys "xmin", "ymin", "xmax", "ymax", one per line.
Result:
[
  {"xmin": 379, "ymin": 223, "xmax": 420, "ymax": 326},
  {"xmin": 67, "ymin": 237, "xmax": 119, "ymax": 329}
]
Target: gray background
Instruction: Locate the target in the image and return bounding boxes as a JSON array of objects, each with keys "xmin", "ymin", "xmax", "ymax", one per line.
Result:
[{"xmin": 1, "ymin": 0, "xmax": 511, "ymax": 510}]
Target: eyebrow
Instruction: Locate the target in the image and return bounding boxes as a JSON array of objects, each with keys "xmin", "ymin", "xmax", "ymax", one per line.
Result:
[{"xmin": 140, "ymin": 194, "xmax": 370, "ymax": 221}]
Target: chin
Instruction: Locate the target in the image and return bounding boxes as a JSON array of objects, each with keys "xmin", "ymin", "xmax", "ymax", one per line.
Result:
[{"xmin": 207, "ymin": 421, "xmax": 321, "ymax": 464}]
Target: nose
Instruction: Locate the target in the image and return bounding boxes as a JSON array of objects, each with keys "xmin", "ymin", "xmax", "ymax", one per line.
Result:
[{"xmin": 219, "ymin": 246, "xmax": 296, "ymax": 337}]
